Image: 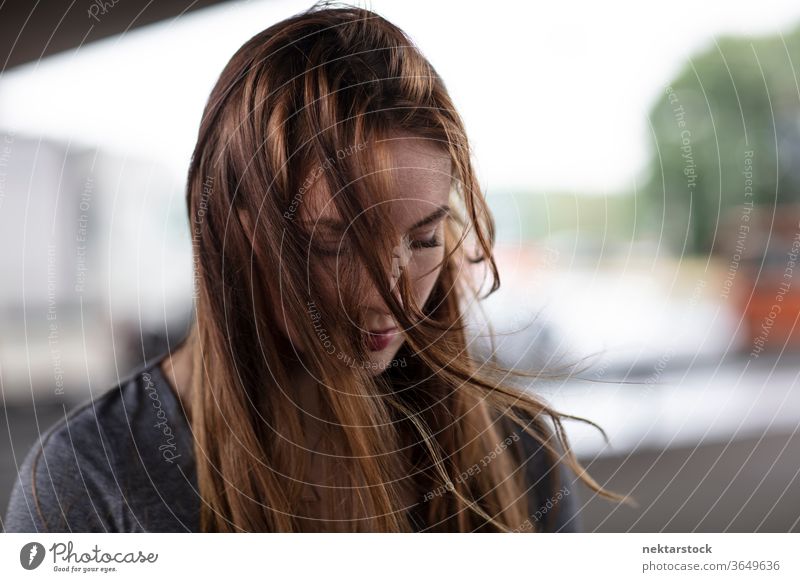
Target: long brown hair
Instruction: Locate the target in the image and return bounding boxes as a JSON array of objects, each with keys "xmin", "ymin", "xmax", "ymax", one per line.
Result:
[{"xmin": 183, "ymin": 0, "xmax": 620, "ymax": 532}]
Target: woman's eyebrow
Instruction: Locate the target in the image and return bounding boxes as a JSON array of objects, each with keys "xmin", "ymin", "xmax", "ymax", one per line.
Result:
[
  {"xmin": 304, "ymin": 205, "xmax": 450, "ymax": 232},
  {"xmin": 409, "ymin": 204, "xmax": 450, "ymax": 230}
]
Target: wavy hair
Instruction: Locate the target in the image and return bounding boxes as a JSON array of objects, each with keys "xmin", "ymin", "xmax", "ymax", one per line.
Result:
[{"xmin": 182, "ymin": 0, "xmax": 621, "ymax": 532}]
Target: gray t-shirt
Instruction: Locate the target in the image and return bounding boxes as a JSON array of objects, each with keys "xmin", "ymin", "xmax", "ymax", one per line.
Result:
[{"xmin": 3, "ymin": 356, "xmax": 580, "ymax": 532}]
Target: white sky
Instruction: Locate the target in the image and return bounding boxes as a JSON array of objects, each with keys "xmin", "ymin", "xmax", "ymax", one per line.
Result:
[{"xmin": 1, "ymin": 0, "xmax": 799, "ymax": 194}]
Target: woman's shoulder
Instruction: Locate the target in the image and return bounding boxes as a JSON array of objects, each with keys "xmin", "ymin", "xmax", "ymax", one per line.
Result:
[
  {"xmin": 3, "ymin": 357, "xmax": 199, "ymax": 533},
  {"xmin": 501, "ymin": 409, "xmax": 582, "ymax": 532}
]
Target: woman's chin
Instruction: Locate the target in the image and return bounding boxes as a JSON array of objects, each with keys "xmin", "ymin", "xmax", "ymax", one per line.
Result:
[{"xmin": 364, "ymin": 338, "xmax": 405, "ymax": 375}]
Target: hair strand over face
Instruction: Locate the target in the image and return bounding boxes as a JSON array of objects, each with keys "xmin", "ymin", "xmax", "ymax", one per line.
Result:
[{"xmin": 182, "ymin": 1, "xmax": 625, "ymax": 533}]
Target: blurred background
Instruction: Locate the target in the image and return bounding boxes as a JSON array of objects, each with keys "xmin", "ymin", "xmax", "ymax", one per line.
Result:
[{"xmin": 1, "ymin": 0, "xmax": 799, "ymax": 532}]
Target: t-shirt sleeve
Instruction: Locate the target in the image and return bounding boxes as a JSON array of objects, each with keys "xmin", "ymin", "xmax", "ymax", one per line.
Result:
[
  {"xmin": 3, "ymin": 416, "xmax": 121, "ymax": 533},
  {"xmin": 537, "ymin": 460, "xmax": 581, "ymax": 533},
  {"xmin": 512, "ymin": 417, "xmax": 583, "ymax": 533}
]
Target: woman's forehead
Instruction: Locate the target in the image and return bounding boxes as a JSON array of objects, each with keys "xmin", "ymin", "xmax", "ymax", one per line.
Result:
[{"xmin": 298, "ymin": 137, "xmax": 452, "ymax": 232}]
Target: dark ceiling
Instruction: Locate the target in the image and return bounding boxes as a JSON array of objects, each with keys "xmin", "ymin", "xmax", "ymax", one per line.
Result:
[{"xmin": 0, "ymin": 0, "xmax": 234, "ymax": 71}]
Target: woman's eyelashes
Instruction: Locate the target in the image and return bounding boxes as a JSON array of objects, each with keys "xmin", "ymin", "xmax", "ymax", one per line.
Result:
[
  {"xmin": 312, "ymin": 227, "xmax": 443, "ymax": 257},
  {"xmin": 408, "ymin": 229, "xmax": 442, "ymax": 249},
  {"xmin": 313, "ymin": 240, "xmax": 347, "ymax": 257}
]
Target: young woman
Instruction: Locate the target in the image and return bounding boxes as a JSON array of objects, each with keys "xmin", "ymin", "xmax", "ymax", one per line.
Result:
[{"xmin": 5, "ymin": 2, "xmax": 617, "ymax": 533}]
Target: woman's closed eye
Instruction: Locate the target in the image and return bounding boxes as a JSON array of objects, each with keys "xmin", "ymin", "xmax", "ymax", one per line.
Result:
[
  {"xmin": 313, "ymin": 239, "xmax": 348, "ymax": 257},
  {"xmin": 312, "ymin": 228, "xmax": 443, "ymax": 257},
  {"xmin": 408, "ymin": 228, "xmax": 443, "ymax": 249}
]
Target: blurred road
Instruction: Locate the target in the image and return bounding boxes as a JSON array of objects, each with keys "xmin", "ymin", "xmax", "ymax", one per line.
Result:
[{"xmin": 576, "ymin": 430, "xmax": 800, "ymax": 532}]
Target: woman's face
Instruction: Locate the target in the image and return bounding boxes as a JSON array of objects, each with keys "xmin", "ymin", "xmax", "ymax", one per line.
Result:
[{"xmin": 288, "ymin": 135, "xmax": 453, "ymax": 374}]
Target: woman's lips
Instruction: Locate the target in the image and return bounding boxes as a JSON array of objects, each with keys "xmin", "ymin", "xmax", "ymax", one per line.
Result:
[{"xmin": 364, "ymin": 328, "xmax": 397, "ymax": 352}]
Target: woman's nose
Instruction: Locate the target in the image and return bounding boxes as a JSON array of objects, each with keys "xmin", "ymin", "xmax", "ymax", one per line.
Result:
[
  {"xmin": 356, "ymin": 238, "xmax": 410, "ymax": 316},
  {"xmin": 389, "ymin": 240, "xmax": 413, "ymax": 291}
]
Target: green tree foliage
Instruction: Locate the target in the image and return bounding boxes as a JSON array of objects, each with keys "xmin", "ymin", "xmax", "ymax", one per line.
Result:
[{"xmin": 643, "ymin": 24, "xmax": 800, "ymax": 254}]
